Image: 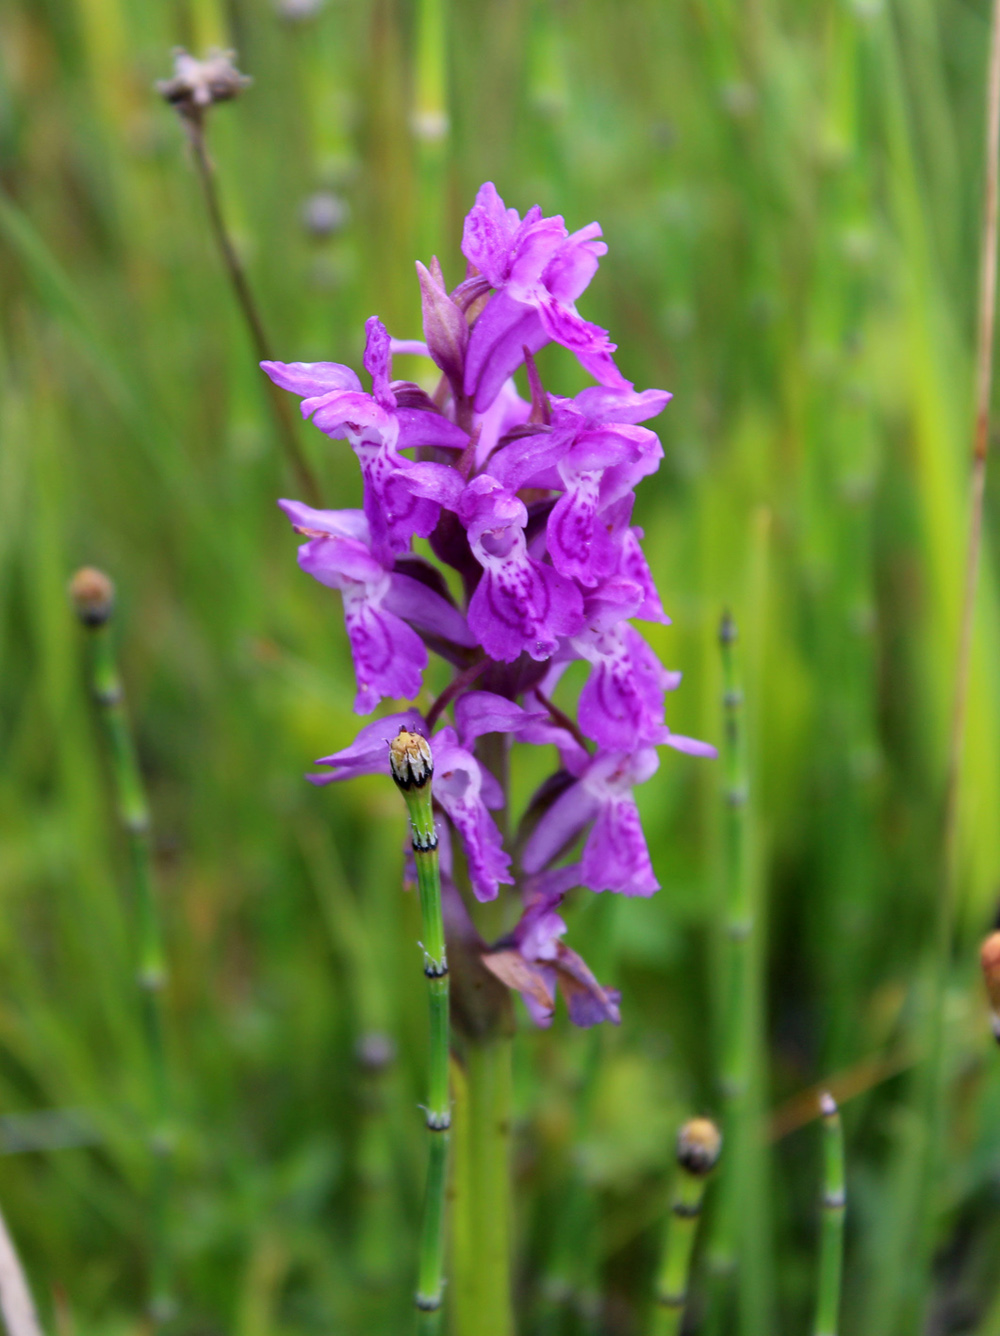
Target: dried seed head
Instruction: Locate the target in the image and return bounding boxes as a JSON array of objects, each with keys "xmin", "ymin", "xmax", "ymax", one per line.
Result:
[
  {"xmin": 676, "ymin": 1116, "xmax": 722, "ymax": 1176},
  {"xmin": 389, "ymin": 729, "xmax": 433, "ymax": 790},
  {"xmin": 156, "ymin": 48, "xmax": 251, "ymax": 122},
  {"xmin": 68, "ymin": 567, "xmax": 115, "ymax": 627},
  {"xmin": 981, "ymin": 931, "xmax": 1000, "ymax": 1014}
]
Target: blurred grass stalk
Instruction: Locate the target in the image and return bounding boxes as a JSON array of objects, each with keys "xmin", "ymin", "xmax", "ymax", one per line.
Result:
[
  {"xmin": 708, "ymin": 513, "xmax": 773, "ymax": 1336},
  {"xmin": 70, "ymin": 571, "xmax": 174, "ymax": 1327},
  {"xmin": 413, "ymin": 0, "xmax": 449, "ymax": 263},
  {"xmin": 913, "ymin": 0, "xmax": 1000, "ymax": 1311},
  {"xmin": 813, "ymin": 1094, "xmax": 845, "ymax": 1336}
]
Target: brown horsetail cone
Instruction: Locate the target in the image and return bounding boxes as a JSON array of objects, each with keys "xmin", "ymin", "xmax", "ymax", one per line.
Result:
[
  {"xmin": 980, "ymin": 931, "xmax": 1000, "ymax": 1039},
  {"xmin": 676, "ymin": 1117, "xmax": 722, "ymax": 1176},
  {"xmin": 389, "ymin": 729, "xmax": 433, "ymax": 790},
  {"xmin": 68, "ymin": 567, "xmax": 115, "ymax": 627}
]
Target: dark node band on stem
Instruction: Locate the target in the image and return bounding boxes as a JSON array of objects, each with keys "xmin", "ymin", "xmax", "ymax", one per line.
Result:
[
  {"xmin": 672, "ymin": 1198, "xmax": 702, "ymax": 1219},
  {"xmin": 822, "ymin": 1190, "xmax": 847, "ymax": 1211},
  {"xmin": 426, "ymin": 1112, "xmax": 451, "ymax": 1131},
  {"xmin": 726, "ymin": 785, "xmax": 748, "ymax": 808},
  {"xmin": 95, "ymin": 685, "xmax": 125, "ymax": 708},
  {"xmin": 719, "ymin": 610, "xmax": 738, "ymax": 645},
  {"xmin": 423, "ymin": 961, "xmax": 448, "ymax": 979},
  {"xmin": 415, "ymin": 1293, "xmax": 442, "ymax": 1312},
  {"xmin": 412, "ymin": 830, "xmax": 439, "ymax": 852}
]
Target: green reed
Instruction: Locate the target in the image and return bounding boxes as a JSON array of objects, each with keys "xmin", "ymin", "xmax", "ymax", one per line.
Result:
[{"xmin": 69, "ymin": 569, "xmax": 174, "ymax": 1327}]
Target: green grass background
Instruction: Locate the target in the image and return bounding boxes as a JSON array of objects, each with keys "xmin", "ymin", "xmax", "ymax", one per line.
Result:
[{"xmin": 3, "ymin": 0, "xmax": 1000, "ymax": 1331}]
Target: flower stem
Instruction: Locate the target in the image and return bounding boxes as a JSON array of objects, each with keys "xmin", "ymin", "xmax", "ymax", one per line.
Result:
[
  {"xmin": 389, "ymin": 732, "xmax": 451, "ymax": 1329},
  {"xmin": 652, "ymin": 1119, "xmax": 721, "ymax": 1336},
  {"xmin": 451, "ymin": 1035, "xmax": 514, "ymax": 1336},
  {"xmin": 71, "ymin": 575, "xmax": 174, "ymax": 1327},
  {"xmin": 184, "ymin": 119, "xmax": 321, "ymax": 507},
  {"xmin": 813, "ymin": 1094, "xmax": 846, "ymax": 1336}
]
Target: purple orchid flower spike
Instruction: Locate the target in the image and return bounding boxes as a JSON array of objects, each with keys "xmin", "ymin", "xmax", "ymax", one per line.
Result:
[
  {"xmin": 482, "ymin": 866, "xmax": 621, "ymax": 1027},
  {"xmin": 461, "ymin": 183, "xmax": 631, "ymax": 412},
  {"xmin": 272, "ymin": 182, "xmax": 719, "ymax": 1036}
]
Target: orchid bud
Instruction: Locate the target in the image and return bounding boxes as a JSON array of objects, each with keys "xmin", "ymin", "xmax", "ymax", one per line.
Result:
[{"xmin": 416, "ymin": 260, "xmax": 468, "ymax": 393}]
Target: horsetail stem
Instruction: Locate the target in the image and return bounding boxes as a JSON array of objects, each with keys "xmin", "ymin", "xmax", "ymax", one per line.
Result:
[
  {"xmin": 719, "ymin": 612, "xmax": 751, "ymax": 1106},
  {"xmin": 652, "ymin": 1118, "xmax": 722, "ymax": 1335},
  {"xmin": 69, "ymin": 568, "xmax": 175, "ymax": 1327},
  {"xmin": 813, "ymin": 1094, "xmax": 846, "ymax": 1336},
  {"xmin": 389, "ymin": 730, "xmax": 450, "ymax": 1330}
]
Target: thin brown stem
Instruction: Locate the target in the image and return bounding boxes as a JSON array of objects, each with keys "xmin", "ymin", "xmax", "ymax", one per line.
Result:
[
  {"xmin": 425, "ymin": 658, "xmax": 487, "ymax": 731},
  {"xmin": 532, "ymin": 686, "xmax": 590, "ymax": 754},
  {"xmin": 185, "ymin": 120, "xmax": 321, "ymax": 507}
]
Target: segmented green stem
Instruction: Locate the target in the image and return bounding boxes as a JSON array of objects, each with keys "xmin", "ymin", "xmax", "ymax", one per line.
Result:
[
  {"xmin": 652, "ymin": 1120, "xmax": 721, "ymax": 1336},
  {"xmin": 391, "ymin": 734, "xmax": 450, "ymax": 1329},
  {"xmin": 85, "ymin": 618, "xmax": 174, "ymax": 1326},
  {"xmin": 814, "ymin": 1094, "xmax": 846, "ymax": 1336},
  {"xmin": 719, "ymin": 613, "xmax": 751, "ymax": 1106}
]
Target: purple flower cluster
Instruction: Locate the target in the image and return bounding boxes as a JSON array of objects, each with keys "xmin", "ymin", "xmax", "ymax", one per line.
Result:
[{"xmin": 265, "ymin": 183, "xmax": 715, "ymax": 1027}]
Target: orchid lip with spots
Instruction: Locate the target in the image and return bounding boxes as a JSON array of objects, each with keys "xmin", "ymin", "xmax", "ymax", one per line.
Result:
[{"xmin": 264, "ymin": 182, "xmax": 716, "ymax": 1027}]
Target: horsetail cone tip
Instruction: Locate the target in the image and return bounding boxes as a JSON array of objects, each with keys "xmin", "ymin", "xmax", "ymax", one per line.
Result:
[
  {"xmin": 676, "ymin": 1117, "xmax": 722, "ymax": 1177},
  {"xmin": 389, "ymin": 729, "xmax": 433, "ymax": 791},
  {"xmin": 979, "ymin": 931, "xmax": 1000, "ymax": 1038},
  {"xmin": 69, "ymin": 567, "xmax": 115, "ymax": 628}
]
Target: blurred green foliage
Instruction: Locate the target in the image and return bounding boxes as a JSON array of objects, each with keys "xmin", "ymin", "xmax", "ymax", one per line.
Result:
[{"xmin": 3, "ymin": 0, "xmax": 1000, "ymax": 1332}]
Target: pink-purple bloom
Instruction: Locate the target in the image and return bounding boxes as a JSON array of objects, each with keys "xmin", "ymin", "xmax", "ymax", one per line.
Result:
[{"xmin": 266, "ymin": 183, "xmax": 716, "ymax": 1027}]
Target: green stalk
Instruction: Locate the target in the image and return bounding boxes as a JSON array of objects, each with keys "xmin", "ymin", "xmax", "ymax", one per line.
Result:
[
  {"xmin": 69, "ymin": 569, "xmax": 174, "ymax": 1327},
  {"xmin": 708, "ymin": 612, "xmax": 751, "ymax": 1296},
  {"xmin": 718, "ymin": 612, "xmax": 751, "ymax": 1112},
  {"xmin": 413, "ymin": 0, "xmax": 449, "ymax": 262},
  {"xmin": 389, "ymin": 732, "xmax": 450, "ymax": 1330},
  {"xmin": 813, "ymin": 1094, "xmax": 846, "ymax": 1336},
  {"xmin": 652, "ymin": 1119, "xmax": 722, "ymax": 1336},
  {"xmin": 452, "ymin": 1035, "xmax": 513, "ymax": 1336}
]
